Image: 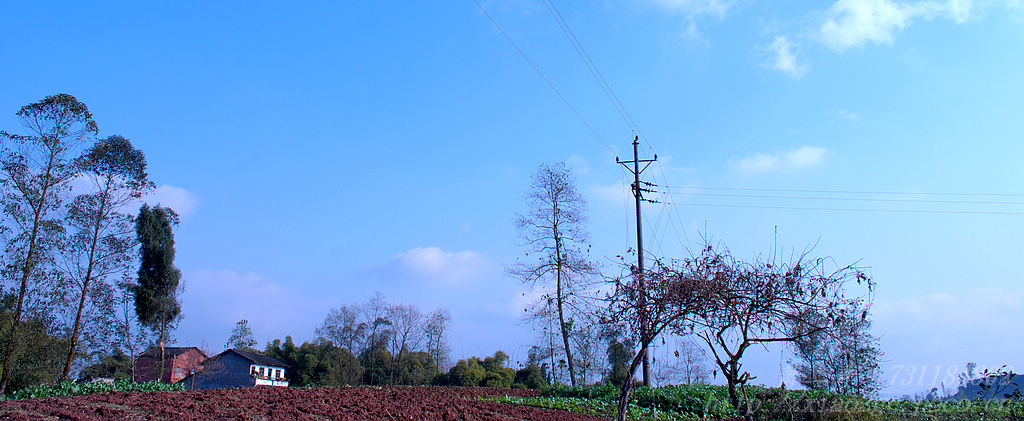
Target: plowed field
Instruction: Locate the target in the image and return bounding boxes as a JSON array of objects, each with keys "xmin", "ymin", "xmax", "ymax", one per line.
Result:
[{"xmin": 0, "ymin": 386, "xmax": 606, "ymax": 420}]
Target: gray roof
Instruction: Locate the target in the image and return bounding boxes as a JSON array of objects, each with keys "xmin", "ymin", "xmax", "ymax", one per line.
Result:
[
  {"xmin": 228, "ymin": 349, "xmax": 289, "ymax": 368},
  {"xmin": 139, "ymin": 346, "xmax": 207, "ymax": 359}
]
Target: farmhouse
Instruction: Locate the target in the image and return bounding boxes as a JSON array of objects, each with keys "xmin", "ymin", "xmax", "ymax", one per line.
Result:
[
  {"xmin": 134, "ymin": 346, "xmax": 208, "ymax": 383},
  {"xmin": 179, "ymin": 349, "xmax": 290, "ymax": 390}
]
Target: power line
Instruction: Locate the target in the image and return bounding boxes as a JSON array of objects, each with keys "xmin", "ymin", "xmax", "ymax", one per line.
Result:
[
  {"xmin": 662, "ymin": 191, "xmax": 1024, "ymax": 205},
  {"xmin": 471, "ymin": 0, "xmax": 614, "ymax": 154},
  {"xmin": 541, "ymin": 0, "xmax": 638, "ymax": 136},
  {"xmin": 663, "ymin": 185, "xmax": 1024, "ymax": 197},
  {"xmin": 674, "ymin": 202, "xmax": 1024, "ymax": 216}
]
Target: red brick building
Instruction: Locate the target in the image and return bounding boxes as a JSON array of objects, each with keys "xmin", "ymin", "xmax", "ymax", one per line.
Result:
[{"xmin": 134, "ymin": 347, "xmax": 208, "ymax": 383}]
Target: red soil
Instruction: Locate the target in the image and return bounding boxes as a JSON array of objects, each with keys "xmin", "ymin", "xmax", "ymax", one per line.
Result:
[{"xmin": 0, "ymin": 386, "xmax": 608, "ymax": 420}]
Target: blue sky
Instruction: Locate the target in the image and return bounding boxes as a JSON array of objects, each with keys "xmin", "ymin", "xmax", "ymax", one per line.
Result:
[{"xmin": 2, "ymin": 0, "xmax": 1022, "ymax": 397}]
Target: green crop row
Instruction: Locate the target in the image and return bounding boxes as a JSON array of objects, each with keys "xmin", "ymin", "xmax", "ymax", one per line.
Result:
[
  {"xmin": 483, "ymin": 395, "xmax": 694, "ymax": 420},
  {"xmin": 2, "ymin": 380, "xmax": 184, "ymax": 401},
  {"xmin": 524, "ymin": 384, "xmax": 1024, "ymax": 420}
]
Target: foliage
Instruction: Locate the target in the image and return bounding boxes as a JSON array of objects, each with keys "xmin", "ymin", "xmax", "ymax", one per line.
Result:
[
  {"xmin": 265, "ymin": 336, "xmax": 364, "ymax": 387},
  {"xmin": 316, "ymin": 293, "xmax": 451, "ymax": 385},
  {"xmin": 792, "ymin": 311, "xmax": 884, "ymax": 397},
  {"xmin": 438, "ymin": 351, "xmax": 515, "ymax": 388},
  {"xmin": 360, "ymin": 343, "xmax": 393, "ymax": 386},
  {"xmin": 604, "ymin": 336, "xmax": 633, "ymax": 387},
  {"xmin": 514, "ymin": 363, "xmax": 549, "ymax": 389},
  {"xmin": 78, "ymin": 349, "xmax": 132, "ymax": 380},
  {"xmin": 2, "ymin": 379, "xmax": 182, "ymax": 401},
  {"xmin": 0, "ymin": 93, "xmax": 99, "ymax": 395},
  {"xmin": 133, "ymin": 204, "xmax": 181, "ymax": 381},
  {"xmin": 0, "ymin": 295, "xmax": 66, "ymax": 394},
  {"xmin": 59, "ymin": 135, "xmax": 152, "ymax": 380},
  {"xmin": 225, "ymin": 319, "xmax": 257, "ymax": 351}
]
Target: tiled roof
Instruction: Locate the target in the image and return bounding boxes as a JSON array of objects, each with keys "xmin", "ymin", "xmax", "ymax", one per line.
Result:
[
  {"xmin": 229, "ymin": 349, "xmax": 289, "ymax": 368},
  {"xmin": 139, "ymin": 347, "xmax": 207, "ymax": 359}
]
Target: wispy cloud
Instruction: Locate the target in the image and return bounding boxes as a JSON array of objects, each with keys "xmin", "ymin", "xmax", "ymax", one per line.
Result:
[
  {"xmin": 647, "ymin": 0, "xmax": 736, "ymax": 42},
  {"xmin": 389, "ymin": 247, "xmax": 494, "ymax": 286},
  {"xmin": 145, "ymin": 184, "xmax": 198, "ymax": 217},
  {"xmin": 840, "ymin": 109, "xmax": 861, "ymax": 121},
  {"xmin": 819, "ymin": 0, "xmax": 980, "ymax": 51},
  {"xmin": 731, "ymin": 146, "xmax": 828, "ymax": 175},
  {"xmin": 766, "ymin": 36, "xmax": 807, "ymax": 78}
]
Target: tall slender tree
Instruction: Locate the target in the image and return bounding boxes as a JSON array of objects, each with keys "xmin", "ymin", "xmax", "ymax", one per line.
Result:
[
  {"xmin": 424, "ymin": 308, "xmax": 451, "ymax": 373},
  {"xmin": 509, "ymin": 162, "xmax": 595, "ymax": 386},
  {"xmin": 133, "ymin": 204, "xmax": 182, "ymax": 382},
  {"xmin": 59, "ymin": 135, "xmax": 152, "ymax": 380},
  {"xmin": 0, "ymin": 94, "xmax": 97, "ymax": 394}
]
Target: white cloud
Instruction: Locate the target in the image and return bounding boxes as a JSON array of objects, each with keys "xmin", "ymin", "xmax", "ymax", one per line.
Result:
[
  {"xmin": 820, "ymin": 0, "xmax": 980, "ymax": 51},
  {"xmin": 875, "ymin": 287, "xmax": 1024, "ymax": 327},
  {"xmin": 648, "ymin": 0, "xmax": 735, "ymax": 41},
  {"xmin": 840, "ymin": 109, "xmax": 861, "ymax": 121},
  {"xmin": 145, "ymin": 184, "xmax": 198, "ymax": 217},
  {"xmin": 391, "ymin": 246, "xmax": 493, "ymax": 286},
  {"xmin": 566, "ymin": 154, "xmax": 590, "ymax": 174},
  {"xmin": 766, "ymin": 36, "xmax": 807, "ymax": 78},
  {"xmin": 731, "ymin": 146, "xmax": 828, "ymax": 175}
]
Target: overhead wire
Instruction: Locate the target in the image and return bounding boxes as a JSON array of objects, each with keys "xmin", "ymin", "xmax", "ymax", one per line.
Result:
[
  {"xmin": 661, "ymin": 185, "xmax": 1024, "ymax": 197},
  {"xmin": 471, "ymin": 0, "xmax": 615, "ymax": 154},
  {"xmin": 539, "ymin": 0, "xmax": 694, "ymax": 253},
  {"xmin": 660, "ymin": 191, "xmax": 1024, "ymax": 205},
  {"xmin": 674, "ymin": 202, "xmax": 1024, "ymax": 216}
]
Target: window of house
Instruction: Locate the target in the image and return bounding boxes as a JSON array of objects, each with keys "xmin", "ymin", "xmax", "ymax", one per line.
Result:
[{"xmin": 259, "ymin": 367, "xmax": 265, "ymax": 377}]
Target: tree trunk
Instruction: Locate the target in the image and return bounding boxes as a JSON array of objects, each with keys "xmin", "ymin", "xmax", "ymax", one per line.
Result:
[
  {"xmin": 61, "ymin": 181, "xmax": 110, "ymax": 381},
  {"xmin": 614, "ymin": 348, "xmax": 647, "ymax": 421},
  {"xmin": 0, "ymin": 152, "xmax": 57, "ymax": 395},
  {"xmin": 158, "ymin": 320, "xmax": 167, "ymax": 382},
  {"xmin": 556, "ymin": 266, "xmax": 576, "ymax": 387}
]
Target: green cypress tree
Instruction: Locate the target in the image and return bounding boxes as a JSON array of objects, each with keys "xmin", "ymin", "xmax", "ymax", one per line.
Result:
[{"xmin": 133, "ymin": 204, "xmax": 181, "ymax": 382}]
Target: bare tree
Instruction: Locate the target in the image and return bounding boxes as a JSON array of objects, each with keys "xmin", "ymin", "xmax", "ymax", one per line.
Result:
[
  {"xmin": 0, "ymin": 94, "xmax": 97, "ymax": 394},
  {"xmin": 509, "ymin": 162, "xmax": 596, "ymax": 387},
  {"xmin": 110, "ymin": 273, "xmax": 152, "ymax": 381},
  {"xmin": 316, "ymin": 305, "xmax": 367, "ymax": 353},
  {"xmin": 362, "ymin": 292, "xmax": 393, "ymax": 351},
  {"xmin": 655, "ymin": 338, "xmax": 711, "ymax": 385},
  {"xmin": 388, "ymin": 304, "xmax": 425, "ymax": 354},
  {"xmin": 605, "ymin": 249, "xmax": 714, "ymax": 421},
  {"xmin": 689, "ymin": 244, "xmax": 872, "ymax": 420},
  {"xmin": 424, "ymin": 308, "xmax": 451, "ymax": 372}
]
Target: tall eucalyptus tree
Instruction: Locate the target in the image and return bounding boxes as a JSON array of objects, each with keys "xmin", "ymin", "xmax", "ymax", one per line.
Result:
[
  {"xmin": 59, "ymin": 136, "xmax": 152, "ymax": 380},
  {"xmin": 0, "ymin": 94, "xmax": 97, "ymax": 394}
]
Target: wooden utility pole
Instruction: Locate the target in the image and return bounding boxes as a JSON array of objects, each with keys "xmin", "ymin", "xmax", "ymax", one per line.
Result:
[{"xmin": 616, "ymin": 135, "xmax": 657, "ymax": 386}]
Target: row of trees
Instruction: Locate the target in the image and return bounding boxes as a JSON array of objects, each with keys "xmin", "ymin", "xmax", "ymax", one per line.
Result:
[
  {"xmin": 512, "ymin": 163, "xmax": 880, "ymax": 421},
  {"xmin": 220, "ymin": 293, "xmax": 549, "ymax": 389},
  {"xmin": 0, "ymin": 94, "xmax": 182, "ymax": 394}
]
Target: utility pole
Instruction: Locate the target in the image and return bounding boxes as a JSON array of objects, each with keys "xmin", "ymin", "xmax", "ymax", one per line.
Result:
[{"xmin": 616, "ymin": 135, "xmax": 657, "ymax": 386}]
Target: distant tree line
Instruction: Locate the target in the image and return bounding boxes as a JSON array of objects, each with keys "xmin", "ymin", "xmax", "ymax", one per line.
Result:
[
  {"xmin": 256, "ymin": 293, "xmax": 548, "ymax": 389},
  {"xmin": 0, "ymin": 94, "xmax": 182, "ymax": 395}
]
